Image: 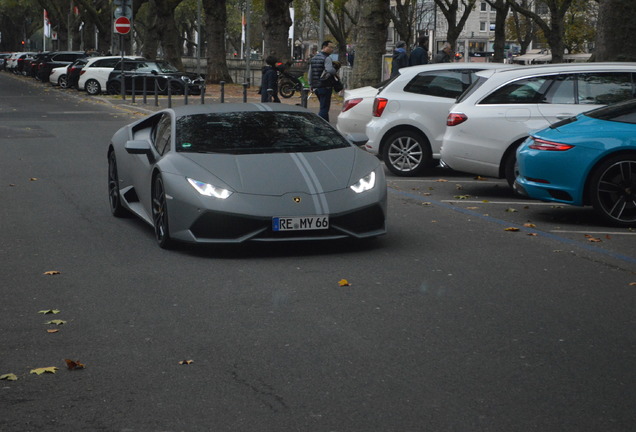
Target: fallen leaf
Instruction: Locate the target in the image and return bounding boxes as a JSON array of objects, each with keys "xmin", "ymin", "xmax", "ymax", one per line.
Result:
[
  {"xmin": 45, "ymin": 320, "xmax": 67, "ymax": 326},
  {"xmin": 30, "ymin": 178, "xmax": 38, "ymax": 181},
  {"xmin": 505, "ymin": 208, "xmax": 518, "ymax": 213},
  {"xmin": 523, "ymin": 223, "xmax": 536, "ymax": 228},
  {"xmin": 43, "ymin": 271, "xmax": 61, "ymax": 276},
  {"xmin": 178, "ymin": 360, "xmax": 194, "ymax": 365},
  {"xmin": 422, "ymin": 192, "xmax": 431, "ymax": 196},
  {"xmin": 629, "ymin": 282, "xmax": 636, "ymax": 286},
  {"xmin": 47, "ymin": 329, "xmax": 59, "ymax": 334},
  {"xmin": 0, "ymin": 373, "xmax": 18, "ymax": 381},
  {"xmin": 466, "ymin": 206, "xmax": 479, "ymax": 210},
  {"xmin": 64, "ymin": 359, "xmax": 85, "ymax": 370},
  {"xmin": 454, "ymin": 195, "xmax": 470, "ymax": 200},
  {"xmin": 338, "ymin": 279, "xmax": 351, "ymax": 287},
  {"xmin": 422, "ymin": 202, "xmax": 432, "ymax": 206},
  {"xmin": 435, "ymin": 179, "xmax": 448, "ymax": 182},
  {"xmin": 30, "ymin": 367, "xmax": 58, "ymax": 375},
  {"xmin": 38, "ymin": 309, "xmax": 61, "ymax": 315},
  {"xmin": 587, "ymin": 237, "xmax": 602, "ymax": 242},
  {"xmin": 474, "ymin": 176, "xmax": 488, "ymax": 181},
  {"xmin": 455, "ymin": 184, "xmax": 463, "ymax": 190},
  {"xmin": 504, "ymin": 227, "xmax": 520, "ymax": 232},
  {"xmin": 527, "ymin": 233, "xmax": 538, "ymax": 237},
  {"xmin": 482, "ymin": 200, "xmax": 490, "ymax": 203}
]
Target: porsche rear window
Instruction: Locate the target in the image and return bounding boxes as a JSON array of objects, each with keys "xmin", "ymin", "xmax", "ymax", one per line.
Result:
[{"xmin": 175, "ymin": 111, "xmax": 350, "ymax": 154}]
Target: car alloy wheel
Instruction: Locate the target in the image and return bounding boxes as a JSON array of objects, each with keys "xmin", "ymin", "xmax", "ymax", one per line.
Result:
[
  {"xmin": 86, "ymin": 79, "xmax": 101, "ymax": 95},
  {"xmin": 382, "ymin": 130, "xmax": 432, "ymax": 177},
  {"xmin": 58, "ymin": 75, "xmax": 68, "ymax": 89},
  {"xmin": 152, "ymin": 175, "xmax": 175, "ymax": 249},
  {"xmin": 108, "ymin": 152, "xmax": 128, "ymax": 217},
  {"xmin": 590, "ymin": 155, "xmax": 636, "ymax": 227}
]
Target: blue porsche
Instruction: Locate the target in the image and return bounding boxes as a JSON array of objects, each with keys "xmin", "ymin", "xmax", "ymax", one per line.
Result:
[{"xmin": 515, "ymin": 99, "xmax": 636, "ymax": 227}]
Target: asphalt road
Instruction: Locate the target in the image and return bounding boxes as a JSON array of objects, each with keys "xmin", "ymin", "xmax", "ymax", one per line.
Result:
[{"xmin": 1, "ymin": 71, "xmax": 635, "ymax": 432}]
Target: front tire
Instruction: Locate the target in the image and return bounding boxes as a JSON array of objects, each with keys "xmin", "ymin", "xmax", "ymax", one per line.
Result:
[
  {"xmin": 589, "ymin": 155, "xmax": 636, "ymax": 227},
  {"xmin": 58, "ymin": 75, "xmax": 68, "ymax": 89},
  {"xmin": 152, "ymin": 175, "xmax": 175, "ymax": 249},
  {"xmin": 85, "ymin": 79, "xmax": 101, "ymax": 95},
  {"xmin": 382, "ymin": 130, "xmax": 432, "ymax": 177}
]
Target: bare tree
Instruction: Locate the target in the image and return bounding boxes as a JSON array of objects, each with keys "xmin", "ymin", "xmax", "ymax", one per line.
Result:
[
  {"xmin": 485, "ymin": 0, "xmax": 510, "ymax": 62},
  {"xmin": 505, "ymin": 0, "xmax": 534, "ymax": 55},
  {"xmin": 593, "ymin": 0, "xmax": 636, "ymax": 61},
  {"xmin": 311, "ymin": 0, "xmax": 360, "ymax": 66},
  {"xmin": 506, "ymin": 0, "xmax": 575, "ymax": 63},
  {"xmin": 433, "ymin": 0, "xmax": 477, "ymax": 51},
  {"xmin": 390, "ymin": 0, "xmax": 417, "ymax": 49},
  {"xmin": 350, "ymin": 0, "xmax": 391, "ymax": 88}
]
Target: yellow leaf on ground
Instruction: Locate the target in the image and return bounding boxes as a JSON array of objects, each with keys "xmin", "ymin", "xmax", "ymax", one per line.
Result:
[
  {"xmin": 505, "ymin": 208, "xmax": 518, "ymax": 212},
  {"xmin": 338, "ymin": 279, "xmax": 351, "ymax": 287},
  {"xmin": 504, "ymin": 227, "xmax": 520, "ymax": 232},
  {"xmin": 178, "ymin": 360, "xmax": 194, "ymax": 365},
  {"xmin": 0, "ymin": 373, "xmax": 18, "ymax": 381},
  {"xmin": 47, "ymin": 329, "xmax": 59, "ymax": 334},
  {"xmin": 38, "ymin": 309, "xmax": 61, "ymax": 315},
  {"xmin": 45, "ymin": 320, "xmax": 67, "ymax": 326},
  {"xmin": 30, "ymin": 367, "xmax": 58, "ymax": 375},
  {"xmin": 43, "ymin": 271, "xmax": 61, "ymax": 275},
  {"xmin": 523, "ymin": 223, "xmax": 536, "ymax": 228},
  {"xmin": 30, "ymin": 178, "xmax": 38, "ymax": 181}
]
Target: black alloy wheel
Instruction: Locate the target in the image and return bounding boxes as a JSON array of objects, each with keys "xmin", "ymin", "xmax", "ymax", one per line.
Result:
[
  {"xmin": 590, "ymin": 155, "xmax": 636, "ymax": 227},
  {"xmin": 152, "ymin": 175, "xmax": 175, "ymax": 249},
  {"xmin": 108, "ymin": 152, "xmax": 128, "ymax": 217},
  {"xmin": 382, "ymin": 130, "xmax": 432, "ymax": 177}
]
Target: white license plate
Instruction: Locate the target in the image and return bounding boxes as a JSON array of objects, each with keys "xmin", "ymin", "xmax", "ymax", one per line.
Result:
[{"xmin": 272, "ymin": 216, "xmax": 329, "ymax": 231}]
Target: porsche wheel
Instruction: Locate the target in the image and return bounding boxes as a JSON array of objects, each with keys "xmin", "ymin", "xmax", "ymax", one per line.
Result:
[
  {"xmin": 589, "ymin": 155, "xmax": 636, "ymax": 227},
  {"xmin": 382, "ymin": 130, "xmax": 432, "ymax": 177},
  {"xmin": 108, "ymin": 152, "xmax": 128, "ymax": 217},
  {"xmin": 152, "ymin": 175, "xmax": 175, "ymax": 249},
  {"xmin": 85, "ymin": 79, "xmax": 101, "ymax": 95}
]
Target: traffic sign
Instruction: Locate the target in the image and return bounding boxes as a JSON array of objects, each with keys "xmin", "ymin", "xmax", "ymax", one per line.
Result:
[{"xmin": 114, "ymin": 16, "xmax": 131, "ymax": 35}]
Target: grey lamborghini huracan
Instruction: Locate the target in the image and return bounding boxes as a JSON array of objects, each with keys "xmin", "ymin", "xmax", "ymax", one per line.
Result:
[{"xmin": 108, "ymin": 103, "xmax": 387, "ymax": 248}]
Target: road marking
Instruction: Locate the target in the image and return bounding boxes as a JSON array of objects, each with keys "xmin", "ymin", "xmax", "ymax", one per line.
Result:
[
  {"xmin": 551, "ymin": 230, "xmax": 636, "ymax": 236},
  {"xmin": 442, "ymin": 200, "xmax": 556, "ymax": 206}
]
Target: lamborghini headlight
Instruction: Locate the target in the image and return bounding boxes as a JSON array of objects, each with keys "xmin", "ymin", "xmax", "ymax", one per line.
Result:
[
  {"xmin": 187, "ymin": 178, "xmax": 233, "ymax": 199},
  {"xmin": 350, "ymin": 171, "xmax": 376, "ymax": 193}
]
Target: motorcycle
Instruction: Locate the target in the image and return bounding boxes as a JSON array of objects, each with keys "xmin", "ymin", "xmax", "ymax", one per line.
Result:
[{"xmin": 276, "ymin": 62, "xmax": 308, "ymax": 98}]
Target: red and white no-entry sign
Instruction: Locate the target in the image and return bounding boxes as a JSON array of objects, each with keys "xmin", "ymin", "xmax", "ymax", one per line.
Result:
[{"xmin": 114, "ymin": 16, "xmax": 131, "ymax": 35}]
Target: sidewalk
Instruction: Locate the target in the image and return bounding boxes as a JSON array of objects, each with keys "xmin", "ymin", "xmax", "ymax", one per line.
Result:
[{"xmin": 102, "ymin": 83, "xmax": 344, "ymax": 125}]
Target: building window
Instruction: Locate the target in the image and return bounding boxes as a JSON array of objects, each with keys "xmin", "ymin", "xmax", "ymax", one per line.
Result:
[
  {"xmin": 480, "ymin": 2, "xmax": 487, "ymax": 11},
  {"xmin": 480, "ymin": 22, "xmax": 486, "ymax": 32}
]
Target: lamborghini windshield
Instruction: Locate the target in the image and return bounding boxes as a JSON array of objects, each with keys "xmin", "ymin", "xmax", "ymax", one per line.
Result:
[{"xmin": 175, "ymin": 111, "xmax": 351, "ymax": 154}]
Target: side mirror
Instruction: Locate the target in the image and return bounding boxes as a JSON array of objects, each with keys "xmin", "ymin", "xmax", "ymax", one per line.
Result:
[{"xmin": 125, "ymin": 140, "xmax": 152, "ymax": 155}]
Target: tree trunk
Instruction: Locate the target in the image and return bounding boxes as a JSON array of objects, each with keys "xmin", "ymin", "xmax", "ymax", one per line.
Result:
[
  {"xmin": 594, "ymin": 0, "xmax": 636, "ymax": 61},
  {"xmin": 263, "ymin": 0, "xmax": 293, "ymax": 63},
  {"xmin": 151, "ymin": 0, "xmax": 184, "ymax": 69},
  {"xmin": 350, "ymin": 0, "xmax": 391, "ymax": 88},
  {"xmin": 203, "ymin": 0, "xmax": 233, "ymax": 83}
]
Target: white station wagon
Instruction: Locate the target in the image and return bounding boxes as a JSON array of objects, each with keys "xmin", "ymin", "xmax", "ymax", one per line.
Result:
[{"xmin": 441, "ymin": 62, "xmax": 636, "ymax": 186}]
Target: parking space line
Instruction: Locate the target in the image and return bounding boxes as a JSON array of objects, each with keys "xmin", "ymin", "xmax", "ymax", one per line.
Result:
[
  {"xmin": 441, "ymin": 200, "xmax": 556, "ymax": 206},
  {"xmin": 551, "ymin": 230, "xmax": 636, "ymax": 236}
]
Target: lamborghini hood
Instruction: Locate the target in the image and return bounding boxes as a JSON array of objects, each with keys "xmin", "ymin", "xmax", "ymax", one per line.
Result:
[{"xmin": 180, "ymin": 147, "xmax": 370, "ymax": 195}]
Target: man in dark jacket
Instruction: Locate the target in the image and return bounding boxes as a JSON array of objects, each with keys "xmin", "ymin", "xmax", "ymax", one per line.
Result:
[
  {"xmin": 433, "ymin": 43, "xmax": 453, "ymax": 63},
  {"xmin": 409, "ymin": 36, "xmax": 429, "ymax": 66},
  {"xmin": 260, "ymin": 55, "xmax": 281, "ymax": 103},
  {"xmin": 391, "ymin": 41, "xmax": 409, "ymax": 77},
  {"xmin": 309, "ymin": 40, "xmax": 337, "ymax": 121}
]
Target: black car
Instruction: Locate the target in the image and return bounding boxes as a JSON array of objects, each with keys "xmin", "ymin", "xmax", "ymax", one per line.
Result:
[
  {"xmin": 35, "ymin": 51, "xmax": 92, "ymax": 82},
  {"xmin": 24, "ymin": 52, "xmax": 51, "ymax": 78},
  {"xmin": 106, "ymin": 60, "xmax": 205, "ymax": 95}
]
